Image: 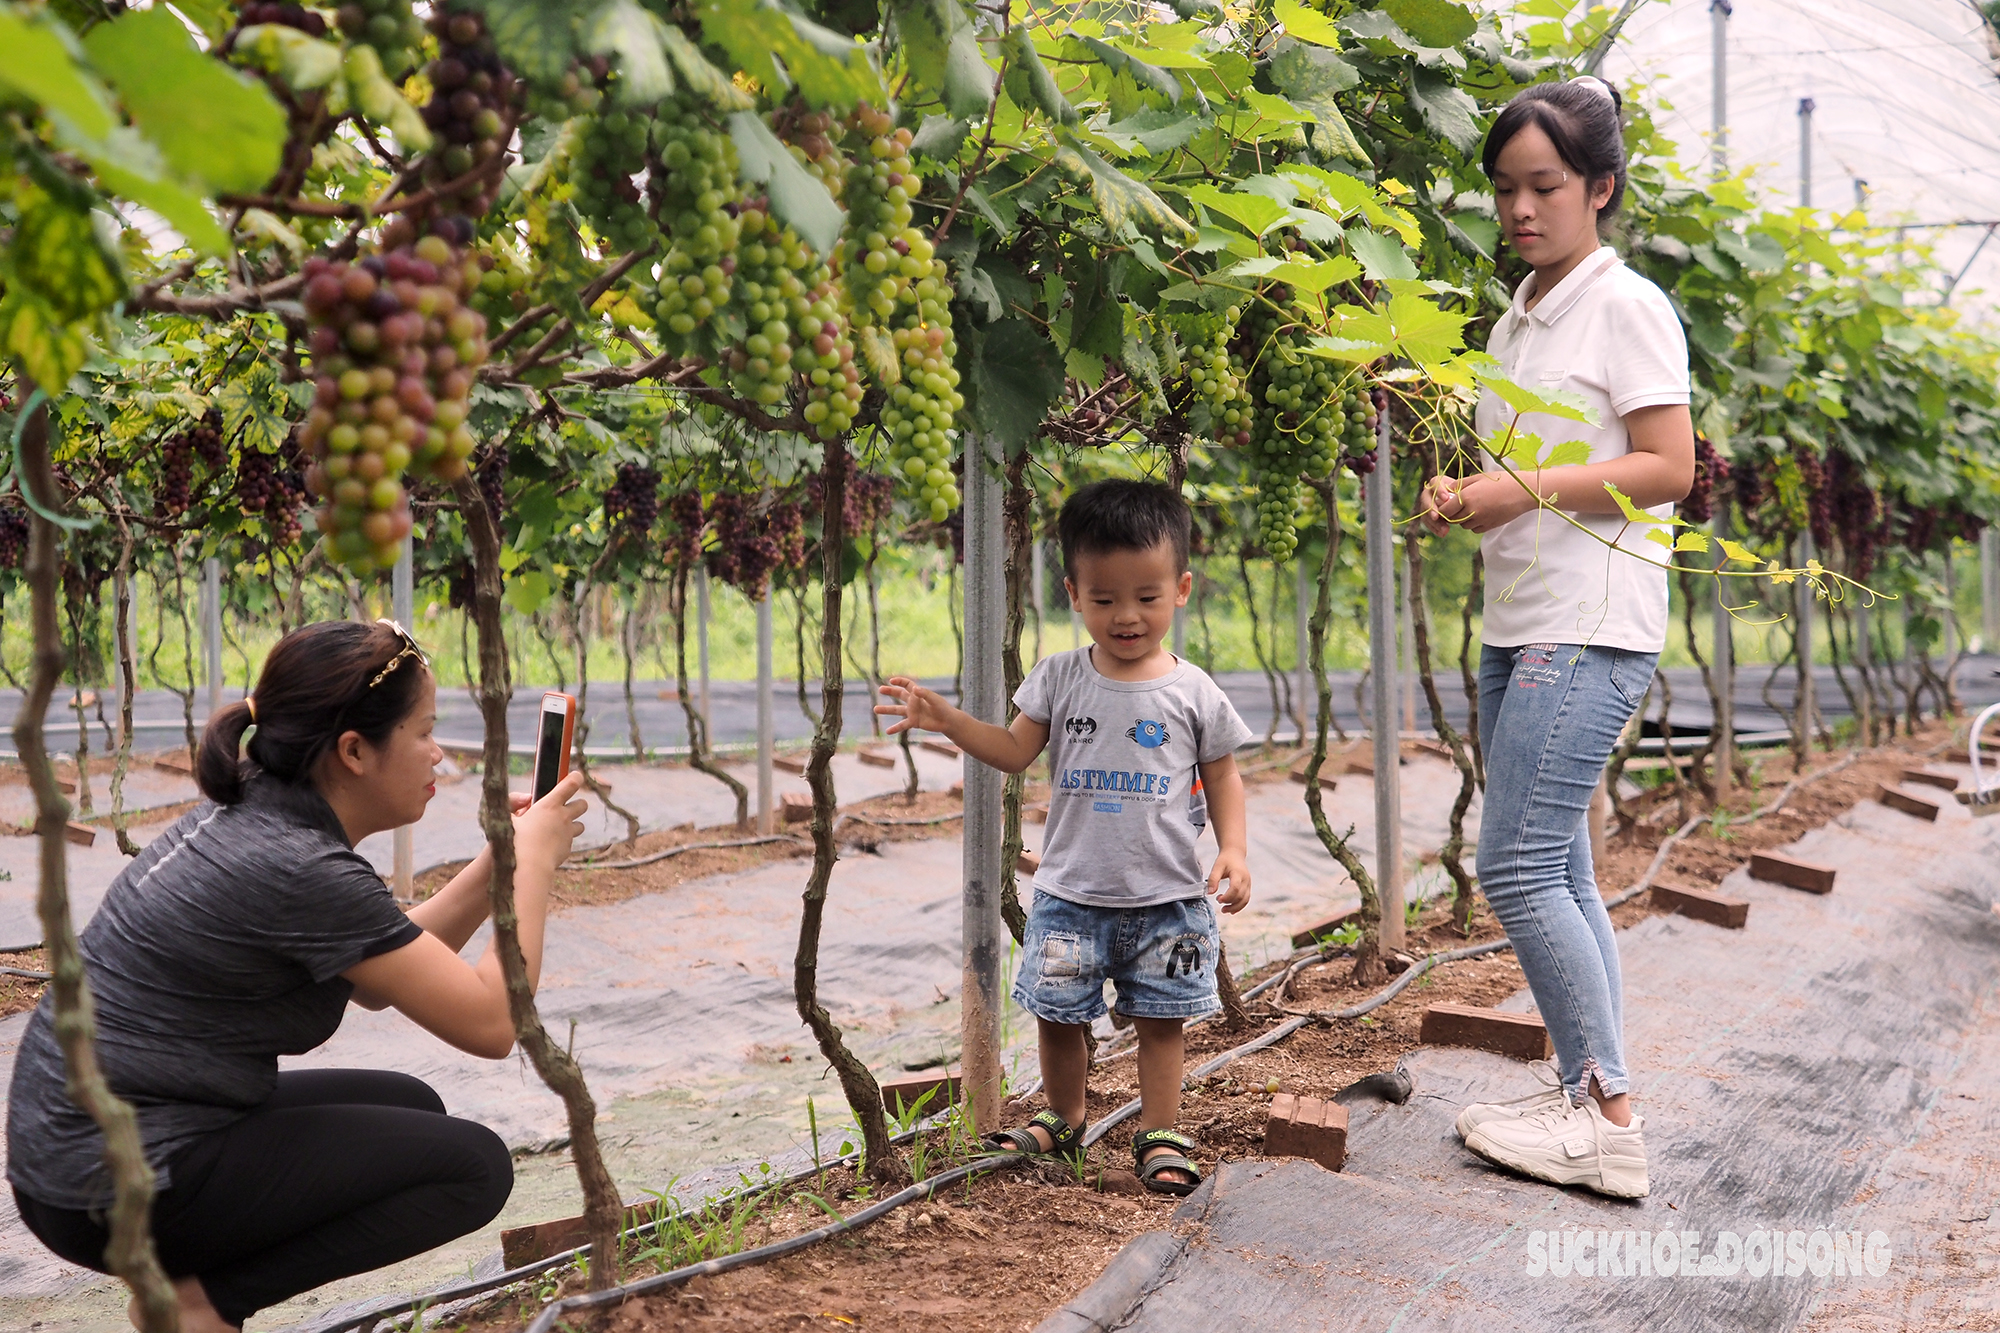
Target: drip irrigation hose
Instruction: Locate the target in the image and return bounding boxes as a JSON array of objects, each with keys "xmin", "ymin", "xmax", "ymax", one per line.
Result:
[
  {"xmin": 0, "ymin": 964, "xmax": 51, "ymax": 980},
  {"xmin": 520, "ymin": 1153, "xmax": 1026, "ymax": 1333},
  {"xmin": 562, "ymin": 834, "xmax": 807, "ymax": 872}
]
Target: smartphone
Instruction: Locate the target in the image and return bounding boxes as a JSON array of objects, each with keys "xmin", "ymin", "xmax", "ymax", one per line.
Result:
[{"xmin": 532, "ymin": 691, "xmax": 578, "ymax": 802}]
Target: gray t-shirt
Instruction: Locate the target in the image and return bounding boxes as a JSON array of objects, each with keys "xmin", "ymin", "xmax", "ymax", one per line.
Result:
[
  {"xmin": 1015, "ymin": 647, "xmax": 1253, "ymax": 908},
  {"xmin": 6, "ymin": 775, "xmax": 421, "ymax": 1210}
]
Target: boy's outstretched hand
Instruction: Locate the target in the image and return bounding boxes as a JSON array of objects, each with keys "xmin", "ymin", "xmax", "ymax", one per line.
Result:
[
  {"xmin": 1207, "ymin": 848, "xmax": 1251, "ymax": 914},
  {"xmin": 875, "ymin": 676, "xmax": 959, "ymax": 736}
]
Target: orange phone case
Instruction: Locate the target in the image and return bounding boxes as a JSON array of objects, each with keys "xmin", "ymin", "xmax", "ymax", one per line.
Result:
[{"xmin": 535, "ymin": 692, "xmax": 578, "ymax": 798}]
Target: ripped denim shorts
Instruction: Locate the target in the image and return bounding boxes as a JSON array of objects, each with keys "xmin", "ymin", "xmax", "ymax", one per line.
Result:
[{"xmin": 1011, "ymin": 889, "xmax": 1221, "ymax": 1025}]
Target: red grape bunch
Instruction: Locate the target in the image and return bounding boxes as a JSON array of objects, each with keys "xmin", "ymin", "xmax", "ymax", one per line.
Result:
[
  {"xmin": 604, "ymin": 461, "xmax": 662, "ymax": 537},
  {"xmin": 704, "ymin": 492, "xmax": 805, "ymax": 600},
  {"xmin": 239, "ymin": 2, "xmax": 328, "ymax": 36},
  {"xmin": 157, "ymin": 432, "xmax": 195, "ymax": 517},
  {"xmin": 298, "ymin": 229, "xmax": 490, "ymax": 573},
  {"xmin": 419, "ymin": 7, "xmax": 517, "ymax": 213},
  {"xmin": 0, "ymin": 506, "xmax": 26, "ymax": 569},
  {"xmin": 664, "ymin": 490, "xmax": 705, "ymax": 567},
  {"xmin": 807, "ymin": 469, "xmax": 896, "ymax": 534},
  {"xmin": 236, "ymin": 434, "xmax": 310, "ymax": 546},
  {"xmin": 1679, "ymin": 435, "xmax": 1730, "ymax": 526}
]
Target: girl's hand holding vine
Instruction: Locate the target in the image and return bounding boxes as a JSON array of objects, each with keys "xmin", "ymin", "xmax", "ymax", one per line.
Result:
[{"xmin": 1420, "ymin": 472, "xmax": 1538, "ymax": 536}]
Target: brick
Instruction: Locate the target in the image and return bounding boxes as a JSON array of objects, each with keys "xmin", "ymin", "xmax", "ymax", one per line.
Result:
[
  {"xmin": 1290, "ymin": 910, "xmax": 1362, "ymax": 950},
  {"xmin": 881, "ymin": 1066, "xmax": 959, "ymax": 1115},
  {"xmin": 1017, "ymin": 849, "xmax": 1041, "ymax": 875},
  {"xmin": 1748, "ymin": 851, "xmax": 1836, "ymax": 895},
  {"xmin": 1023, "ymin": 801, "xmax": 1049, "ymax": 824},
  {"xmin": 1286, "ymin": 753, "xmax": 1338, "ymax": 791},
  {"xmin": 1404, "ymin": 737, "xmax": 1456, "ymax": 762},
  {"xmin": 1420, "ymin": 1003, "xmax": 1551, "ymax": 1061},
  {"xmin": 779, "ymin": 791, "xmax": 815, "ymax": 823},
  {"xmin": 152, "ymin": 751, "xmax": 193, "ymax": 776},
  {"xmin": 1901, "ymin": 768, "xmax": 1960, "ymax": 791},
  {"xmin": 921, "ymin": 737, "xmax": 962, "ymax": 758},
  {"xmin": 773, "ymin": 753, "xmax": 809, "ymax": 775},
  {"xmin": 1650, "ymin": 882, "xmax": 1750, "ymax": 929},
  {"xmin": 948, "ymin": 778, "xmax": 964, "ymax": 797},
  {"xmin": 857, "ymin": 745, "xmax": 898, "ymax": 768},
  {"xmin": 1876, "ymin": 785, "xmax": 1941, "ymax": 822},
  {"xmin": 1262, "ymin": 1093, "xmax": 1348, "ymax": 1172},
  {"xmin": 63, "ymin": 822, "xmax": 96, "ymax": 848},
  {"xmin": 656, "ymin": 688, "xmax": 680, "ymax": 702},
  {"xmin": 1947, "ymin": 747, "xmax": 1973, "ymax": 764},
  {"xmin": 501, "ymin": 1197, "xmax": 655, "ymax": 1269}
]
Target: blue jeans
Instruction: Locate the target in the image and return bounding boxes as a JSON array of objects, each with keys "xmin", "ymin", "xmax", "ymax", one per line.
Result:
[
  {"xmin": 1477, "ymin": 642, "xmax": 1657, "ymax": 1101},
  {"xmin": 1012, "ymin": 890, "xmax": 1222, "ymax": 1024}
]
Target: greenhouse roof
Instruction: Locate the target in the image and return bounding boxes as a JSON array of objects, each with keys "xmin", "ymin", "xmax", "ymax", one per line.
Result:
[{"xmin": 1580, "ymin": 0, "xmax": 2000, "ymax": 320}]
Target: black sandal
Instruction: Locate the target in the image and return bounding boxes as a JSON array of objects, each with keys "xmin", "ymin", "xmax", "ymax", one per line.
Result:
[
  {"xmin": 1132, "ymin": 1128, "xmax": 1203, "ymax": 1196},
  {"xmin": 984, "ymin": 1109, "xmax": 1086, "ymax": 1163}
]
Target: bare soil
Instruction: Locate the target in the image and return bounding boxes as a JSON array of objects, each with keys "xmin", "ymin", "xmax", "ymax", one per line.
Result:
[
  {"xmin": 0, "ymin": 946, "xmax": 50, "ymax": 1019},
  {"xmin": 439, "ymin": 725, "xmax": 1961, "ymax": 1333}
]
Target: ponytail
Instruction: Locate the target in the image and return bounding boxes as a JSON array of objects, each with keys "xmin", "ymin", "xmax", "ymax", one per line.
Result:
[
  {"xmin": 195, "ymin": 620, "xmax": 429, "ymax": 806},
  {"xmin": 196, "ymin": 699, "xmax": 258, "ymax": 804}
]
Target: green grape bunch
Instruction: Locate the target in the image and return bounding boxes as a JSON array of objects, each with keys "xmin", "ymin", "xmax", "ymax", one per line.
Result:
[
  {"xmin": 649, "ymin": 95, "xmax": 746, "ymax": 359},
  {"xmin": 333, "ymin": 0, "xmax": 425, "ymax": 78},
  {"xmin": 572, "ymin": 105, "xmax": 654, "ymax": 254},
  {"xmin": 1179, "ymin": 306, "xmax": 1250, "ymax": 447},
  {"xmin": 723, "ymin": 200, "xmax": 811, "ymax": 408},
  {"xmin": 840, "ymin": 103, "xmax": 963, "ymax": 519},
  {"xmin": 1237, "ymin": 295, "xmax": 1344, "ymax": 559},
  {"xmin": 298, "ymin": 230, "xmax": 491, "ymax": 574}
]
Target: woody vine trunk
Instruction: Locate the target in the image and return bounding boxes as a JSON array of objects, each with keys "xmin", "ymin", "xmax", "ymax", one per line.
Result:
[
  {"xmin": 451, "ymin": 473, "xmax": 624, "ymax": 1288},
  {"xmin": 670, "ymin": 558, "xmax": 749, "ymax": 827},
  {"xmin": 12, "ymin": 395, "xmax": 178, "ymax": 1331},
  {"xmin": 1303, "ymin": 481, "xmax": 1384, "ymax": 984},
  {"xmin": 1403, "ymin": 533, "xmax": 1477, "ymax": 931},
  {"xmin": 795, "ymin": 436, "xmax": 900, "ymax": 1184}
]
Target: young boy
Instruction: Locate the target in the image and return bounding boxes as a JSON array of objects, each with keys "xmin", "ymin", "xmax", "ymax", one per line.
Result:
[{"xmin": 876, "ymin": 479, "xmax": 1252, "ymax": 1195}]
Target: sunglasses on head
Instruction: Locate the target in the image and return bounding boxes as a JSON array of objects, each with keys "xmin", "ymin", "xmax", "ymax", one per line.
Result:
[{"xmin": 366, "ymin": 618, "xmax": 430, "ymax": 690}]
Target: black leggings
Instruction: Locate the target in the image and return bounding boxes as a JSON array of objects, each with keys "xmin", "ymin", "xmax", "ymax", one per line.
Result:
[{"xmin": 14, "ymin": 1070, "xmax": 511, "ymax": 1327}]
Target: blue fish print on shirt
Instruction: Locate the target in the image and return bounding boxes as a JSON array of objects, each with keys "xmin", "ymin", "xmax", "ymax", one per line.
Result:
[{"xmin": 1127, "ymin": 719, "xmax": 1170, "ymax": 748}]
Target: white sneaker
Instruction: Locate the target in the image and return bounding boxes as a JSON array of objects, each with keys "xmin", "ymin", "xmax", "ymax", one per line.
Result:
[
  {"xmin": 1463, "ymin": 1096, "xmax": 1649, "ymax": 1199},
  {"xmin": 1453, "ymin": 1060, "xmax": 1568, "ymax": 1140}
]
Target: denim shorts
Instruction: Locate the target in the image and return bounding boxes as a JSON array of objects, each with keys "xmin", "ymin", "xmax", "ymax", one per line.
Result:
[{"xmin": 1012, "ymin": 890, "xmax": 1221, "ymax": 1025}]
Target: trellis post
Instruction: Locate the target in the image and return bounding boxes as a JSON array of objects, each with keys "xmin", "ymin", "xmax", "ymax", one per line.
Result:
[
  {"xmin": 1365, "ymin": 467, "xmax": 1405, "ymax": 948},
  {"xmin": 961, "ymin": 433, "xmax": 1006, "ymax": 1129},
  {"xmin": 393, "ymin": 536, "xmax": 414, "ymax": 898}
]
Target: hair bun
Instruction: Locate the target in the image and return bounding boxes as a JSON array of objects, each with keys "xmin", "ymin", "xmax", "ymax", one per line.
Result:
[{"xmin": 1573, "ymin": 74, "xmax": 1623, "ymax": 112}]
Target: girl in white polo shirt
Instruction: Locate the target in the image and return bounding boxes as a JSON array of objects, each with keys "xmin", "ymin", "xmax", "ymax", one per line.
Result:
[{"xmin": 1419, "ymin": 76, "xmax": 1694, "ymax": 1199}]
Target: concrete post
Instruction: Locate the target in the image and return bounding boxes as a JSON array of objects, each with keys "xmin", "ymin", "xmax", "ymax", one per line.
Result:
[
  {"xmin": 1364, "ymin": 466, "xmax": 1405, "ymax": 950},
  {"xmin": 393, "ymin": 536, "xmax": 414, "ymax": 898},
  {"xmin": 961, "ymin": 434, "xmax": 1007, "ymax": 1129},
  {"xmin": 202, "ymin": 556, "xmax": 223, "ymax": 714},
  {"xmin": 756, "ymin": 592, "xmax": 773, "ymax": 834}
]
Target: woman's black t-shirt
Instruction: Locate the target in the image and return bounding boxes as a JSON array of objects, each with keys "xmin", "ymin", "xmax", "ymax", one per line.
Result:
[{"xmin": 6, "ymin": 775, "xmax": 421, "ymax": 1210}]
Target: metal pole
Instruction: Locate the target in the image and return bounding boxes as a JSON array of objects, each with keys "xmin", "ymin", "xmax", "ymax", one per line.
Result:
[
  {"xmin": 755, "ymin": 592, "xmax": 773, "ymax": 834},
  {"xmin": 696, "ymin": 564, "xmax": 712, "ymax": 727},
  {"xmin": 1364, "ymin": 467, "xmax": 1405, "ymax": 949},
  {"xmin": 1710, "ymin": 0, "xmax": 1735, "ymax": 795},
  {"xmin": 960, "ymin": 434, "xmax": 1006, "ymax": 1130},
  {"xmin": 393, "ymin": 536, "xmax": 414, "ymax": 898},
  {"xmin": 1711, "ymin": 1, "xmax": 1731, "ymax": 173},
  {"xmin": 1982, "ymin": 527, "xmax": 1999, "ymax": 651},
  {"xmin": 1294, "ymin": 557, "xmax": 1308, "ymax": 743},
  {"xmin": 1796, "ymin": 96, "xmax": 1817, "ymax": 752},
  {"xmin": 202, "ymin": 556, "xmax": 223, "ymax": 714},
  {"xmin": 1031, "ymin": 534, "xmax": 1046, "ymax": 663}
]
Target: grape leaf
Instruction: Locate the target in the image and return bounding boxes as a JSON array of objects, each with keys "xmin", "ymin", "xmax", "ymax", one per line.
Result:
[
  {"xmin": 1674, "ymin": 531, "xmax": 1712, "ymax": 553},
  {"xmin": 1275, "ymin": 0, "xmax": 1345, "ymax": 48},
  {"xmin": 233, "ymin": 24, "xmax": 346, "ymax": 94},
  {"xmin": 1604, "ymin": 482, "xmax": 1667, "ymax": 526},
  {"xmin": 1477, "ymin": 372, "xmax": 1597, "ymax": 424},
  {"xmin": 465, "ymin": 0, "xmax": 578, "ymax": 86},
  {"xmin": 91, "ymin": 153, "xmax": 229, "ymax": 255},
  {"xmin": 966, "ymin": 317, "xmax": 1065, "ymax": 450},
  {"xmin": 1002, "ymin": 26, "xmax": 1077, "ymax": 126},
  {"xmin": 1082, "ymin": 36, "xmax": 1182, "ymax": 105},
  {"xmin": 0, "ymin": 9, "xmax": 115, "ymax": 141},
  {"xmin": 1541, "ymin": 439, "xmax": 1591, "ymax": 468},
  {"xmin": 702, "ymin": 0, "xmax": 884, "ymax": 110},
  {"xmin": 1718, "ymin": 537, "xmax": 1761, "ymax": 565},
  {"xmin": 855, "ymin": 325, "xmax": 901, "ymax": 385},
  {"xmin": 1348, "ymin": 228, "xmax": 1417, "ymax": 282},
  {"xmin": 1335, "ymin": 292, "xmax": 1468, "ymax": 364},
  {"xmin": 1383, "ymin": 0, "xmax": 1477, "ymax": 48},
  {"xmin": 1102, "ymin": 107, "xmax": 1201, "ymax": 155},
  {"xmin": 585, "ymin": 0, "xmax": 675, "ymax": 105},
  {"xmin": 84, "ymin": 7, "xmax": 288, "ymax": 196},
  {"xmin": 1406, "ymin": 66, "xmax": 1482, "ymax": 155},
  {"xmin": 890, "ymin": 0, "xmax": 994, "ymax": 119},
  {"xmin": 1261, "ymin": 257, "xmax": 1362, "ymax": 295},
  {"xmin": 1055, "ymin": 136, "xmax": 1194, "ymax": 237},
  {"xmin": 0, "ymin": 187, "xmax": 123, "ymax": 389},
  {"xmin": 727, "ymin": 111, "xmax": 844, "ymax": 257},
  {"xmin": 1187, "ymin": 183, "xmax": 1292, "ymax": 238},
  {"xmin": 341, "ymin": 45, "xmax": 433, "ymax": 152},
  {"xmin": 657, "ymin": 26, "xmax": 750, "ymax": 109},
  {"xmin": 1644, "ymin": 529, "xmax": 1673, "ymax": 548}
]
